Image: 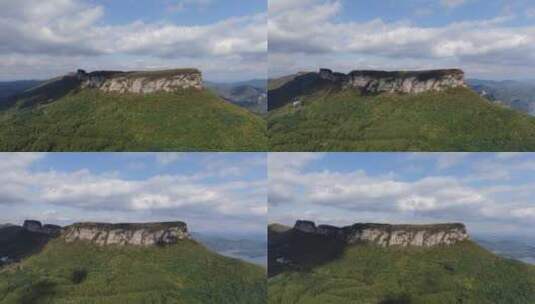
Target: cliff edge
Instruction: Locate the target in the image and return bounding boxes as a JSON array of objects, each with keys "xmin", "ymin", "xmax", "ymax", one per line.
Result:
[
  {"xmin": 62, "ymin": 221, "xmax": 191, "ymax": 246},
  {"xmin": 77, "ymin": 68, "xmax": 203, "ymax": 94},
  {"xmin": 293, "ymin": 220, "xmax": 468, "ymax": 247}
]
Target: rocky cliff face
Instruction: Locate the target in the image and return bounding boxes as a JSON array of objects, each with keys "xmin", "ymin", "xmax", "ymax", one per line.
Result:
[
  {"xmin": 62, "ymin": 222, "xmax": 191, "ymax": 246},
  {"xmin": 77, "ymin": 68, "xmax": 203, "ymax": 94},
  {"xmin": 294, "ymin": 220, "xmax": 468, "ymax": 247},
  {"xmin": 319, "ymin": 68, "xmax": 465, "ymax": 94}
]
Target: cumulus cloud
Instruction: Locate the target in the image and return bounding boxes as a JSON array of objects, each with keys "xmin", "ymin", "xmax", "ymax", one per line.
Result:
[
  {"xmin": 0, "ymin": 153, "xmax": 266, "ymax": 235},
  {"xmin": 268, "ymin": 153, "xmax": 535, "ymax": 236},
  {"xmin": 0, "ymin": 0, "xmax": 266, "ymax": 81},
  {"xmin": 269, "ymin": 0, "xmax": 535, "ymax": 79}
]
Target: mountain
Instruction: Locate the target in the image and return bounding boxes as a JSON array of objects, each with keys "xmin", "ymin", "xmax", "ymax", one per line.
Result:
[
  {"xmin": 193, "ymin": 232, "xmax": 267, "ymax": 266},
  {"xmin": 0, "ymin": 69, "xmax": 267, "ymax": 151},
  {"xmin": 268, "ymin": 68, "xmax": 535, "ymax": 151},
  {"xmin": 0, "ymin": 221, "xmax": 266, "ymax": 303},
  {"xmin": 467, "ymin": 79, "xmax": 535, "ymax": 116},
  {"xmin": 475, "ymin": 235, "xmax": 535, "ymax": 265},
  {"xmin": 0, "ymin": 220, "xmax": 60, "ymax": 266},
  {"xmin": 268, "ymin": 221, "xmax": 535, "ymax": 304},
  {"xmin": 0, "ymin": 80, "xmax": 42, "ymax": 103},
  {"xmin": 205, "ymin": 80, "xmax": 267, "ymax": 114}
]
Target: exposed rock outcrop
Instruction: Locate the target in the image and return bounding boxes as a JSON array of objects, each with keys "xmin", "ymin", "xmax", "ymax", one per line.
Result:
[
  {"xmin": 22, "ymin": 220, "xmax": 62, "ymax": 236},
  {"xmin": 62, "ymin": 222, "xmax": 191, "ymax": 246},
  {"xmin": 293, "ymin": 220, "xmax": 468, "ymax": 247},
  {"xmin": 318, "ymin": 68, "xmax": 466, "ymax": 94},
  {"xmin": 76, "ymin": 68, "xmax": 203, "ymax": 94}
]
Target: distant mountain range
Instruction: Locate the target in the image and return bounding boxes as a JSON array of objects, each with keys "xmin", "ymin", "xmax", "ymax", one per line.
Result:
[
  {"xmin": 192, "ymin": 232, "xmax": 267, "ymax": 266},
  {"xmin": 205, "ymin": 79, "xmax": 267, "ymax": 114},
  {"xmin": 467, "ymin": 79, "xmax": 535, "ymax": 116},
  {"xmin": 475, "ymin": 235, "xmax": 535, "ymax": 265}
]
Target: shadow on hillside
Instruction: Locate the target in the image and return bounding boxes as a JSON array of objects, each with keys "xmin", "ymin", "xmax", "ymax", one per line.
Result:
[
  {"xmin": 268, "ymin": 228, "xmax": 346, "ymax": 277},
  {"xmin": 268, "ymin": 73, "xmax": 339, "ymax": 111},
  {"xmin": 1, "ymin": 75, "xmax": 81, "ymax": 110},
  {"xmin": 0, "ymin": 227, "xmax": 55, "ymax": 264}
]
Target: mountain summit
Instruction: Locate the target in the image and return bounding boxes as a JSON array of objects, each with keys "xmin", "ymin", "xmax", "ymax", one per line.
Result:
[{"xmin": 0, "ymin": 68, "xmax": 267, "ymax": 151}]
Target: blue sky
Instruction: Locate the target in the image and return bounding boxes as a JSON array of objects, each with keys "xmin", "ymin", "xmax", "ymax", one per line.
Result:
[
  {"xmin": 269, "ymin": 152, "xmax": 535, "ymax": 239},
  {"xmin": 0, "ymin": 0, "xmax": 267, "ymax": 81},
  {"xmin": 269, "ymin": 0, "xmax": 535, "ymax": 80},
  {"xmin": 0, "ymin": 153, "xmax": 267, "ymax": 238}
]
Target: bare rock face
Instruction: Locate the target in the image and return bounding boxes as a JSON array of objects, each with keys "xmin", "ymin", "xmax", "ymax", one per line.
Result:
[
  {"xmin": 62, "ymin": 222, "xmax": 191, "ymax": 246},
  {"xmin": 318, "ymin": 68, "xmax": 466, "ymax": 94},
  {"xmin": 77, "ymin": 69, "xmax": 203, "ymax": 94},
  {"xmin": 293, "ymin": 220, "xmax": 469, "ymax": 247}
]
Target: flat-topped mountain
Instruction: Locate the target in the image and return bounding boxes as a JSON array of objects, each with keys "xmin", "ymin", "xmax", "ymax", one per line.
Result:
[
  {"xmin": 268, "ymin": 68, "xmax": 535, "ymax": 151},
  {"xmin": 0, "ymin": 68, "xmax": 267, "ymax": 151},
  {"xmin": 0, "ymin": 220, "xmax": 266, "ymax": 303},
  {"xmin": 62, "ymin": 221, "xmax": 191, "ymax": 246},
  {"xmin": 293, "ymin": 220, "xmax": 468, "ymax": 247},
  {"xmin": 268, "ymin": 221, "xmax": 535, "ymax": 303},
  {"xmin": 77, "ymin": 68, "xmax": 203, "ymax": 94}
]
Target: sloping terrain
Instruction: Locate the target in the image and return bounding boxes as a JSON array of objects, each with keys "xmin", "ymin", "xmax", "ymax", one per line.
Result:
[
  {"xmin": 206, "ymin": 80, "xmax": 267, "ymax": 114},
  {"xmin": 268, "ymin": 225, "xmax": 535, "ymax": 304},
  {"xmin": 0, "ymin": 76, "xmax": 267, "ymax": 151},
  {"xmin": 0, "ymin": 239, "xmax": 266, "ymax": 304},
  {"xmin": 268, "ymin": 87, "xmax": 535, "ymax": 151},
  {"xmin": 468, "ymin": 79, "xmax": 535, "ymax": 116}
]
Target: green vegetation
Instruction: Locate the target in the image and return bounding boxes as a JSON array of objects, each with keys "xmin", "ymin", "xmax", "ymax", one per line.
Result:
[
  {"xmin": 0, "ymin": 88, "xmax": 267, "ymax": 151},
  {"xmin": 0, "ymin": 239, "xmax": 266, "ymax": 303},
  {"xmin": 268, "ymin": 87, "xmax": 535, "ymax": 151},
  {"xmin": 268, "ymin": 241, "xmax": 535, "ymax": 304}
]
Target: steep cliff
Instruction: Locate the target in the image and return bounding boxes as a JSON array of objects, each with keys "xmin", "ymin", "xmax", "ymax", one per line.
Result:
[
  {"xmin": 294, "ymin": 220, "xmax": 468, "ymax": 247},
  {"xmin": 268, "ymin": 68, "xmax": 466, "ymax": 111},
  {"xmin": 77, "ymin": 68, "xmax": 203, "ymax": 93},
  {"xmin": 321, "ymin": 68, "xmax": 466, "ymax": 94},
  {"xmin": 62, "ymin": 221, "xmax": 191, "ymax": 246},
  {"xmin": 22, "ymin": 220, "xmax": 62, "ymax": 236}
]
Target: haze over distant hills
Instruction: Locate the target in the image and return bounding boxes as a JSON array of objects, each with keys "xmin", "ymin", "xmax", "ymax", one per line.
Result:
[
  {"xmin": 205, "ymin": 79, "xmax": 267, "ymax": 114},
  {"xmin": 467, "ymin": 79, "xmax": 535, "ymax": 116}
]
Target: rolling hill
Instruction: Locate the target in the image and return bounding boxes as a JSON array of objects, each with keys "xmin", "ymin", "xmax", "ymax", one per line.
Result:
[
  {"xmin": 205, "ymin": 80, "xmax": 267, "ymax": 114},
  {"xmin": 468, "ymin": 79, "xmax": 535, "ymax": 116},
  {"xmin": 0, "ymin": 221, "xmax": 266, "ymax": 303},
  {"xmin": 268, "ymin": 69, "xmax": 535, "ymax": 151},
  {"xmin": 268, "ymin": 222, "xmax": 535, "ymax": 304},
  {"xmin": 0, "ymin": 69, "xmax": 267, "ymax": 151}
]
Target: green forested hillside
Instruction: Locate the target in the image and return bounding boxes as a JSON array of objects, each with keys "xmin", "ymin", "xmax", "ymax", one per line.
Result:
[
  {"xmin": 268, "ymin": 87, "xmax": 535, "ymax": 151},
  {"xmin": 0, "ymin": 88, "xmax": 267, "ymax": 151},
  {"xmin": 0, "ymin": 239, "xmax": 266, "ymax": 304},
  {"xmin": 268, "ymin": 240, "xmax": 535, "ymax": 304}
]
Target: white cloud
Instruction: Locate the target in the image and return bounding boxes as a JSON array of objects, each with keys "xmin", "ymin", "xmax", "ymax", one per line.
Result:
[
  {"xmin": 0, "ymin": 0, "xmax": 266, "ymax": 81},
  {"xmin": 441, "ymin": 0, "xmax": 467, "ymax": 8},
  {"xmin": 269, "ymin": 0, "xmax": 535, "ymax": 79},
  {"xmin": 268, "ymin": 153, "xmax": 535, "ymax": 236},
  {"xmin": 0, "ymin": 153, "xmax": 267, "ymax": 235}
]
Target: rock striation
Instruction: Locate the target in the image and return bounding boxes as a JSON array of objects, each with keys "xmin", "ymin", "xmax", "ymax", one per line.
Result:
[
  {"xmin": 62, "ymin": 221, "xmax": 191, "ymax": 246},
  {"xmin": 293, "ymin": 220, "xmax": 468, "ymax": 247},
  {"xmin": 318, "ymin": 68, "xmax": 466, "ymax": 94},
  {"xmin": 76, "ymin": 68, "xmax": 203, "ymax": 94},
  {"xmin": 22, "ymin": 220, "xmax": 62, "ymax": 236}
]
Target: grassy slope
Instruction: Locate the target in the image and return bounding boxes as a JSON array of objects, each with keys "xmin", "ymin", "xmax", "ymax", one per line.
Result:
[
  {"xmin": 268, "ymin": 87, "xmax": 535, "ymax": 151},
  {"xmin": 0, "ymin": 89, "xmax": 267, "ymax": 151},
  {"xmin": 0, "ymin": 239, "xmax": 266, "ymax": 304},
  {"xmin": 268, "ymin": 241, "xmax": 535, "ymax": 304}
]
